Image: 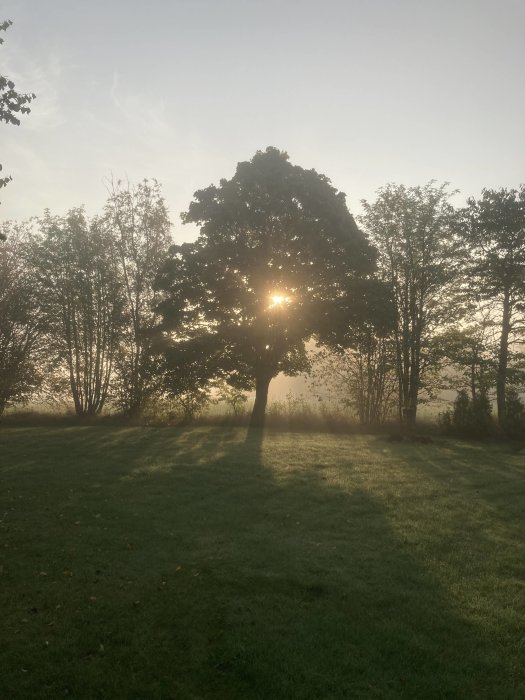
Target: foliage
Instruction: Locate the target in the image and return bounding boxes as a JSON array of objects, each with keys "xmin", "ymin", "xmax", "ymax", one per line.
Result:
[
  {"xmin": 33, "ymin": 209, "xmax": 124, "ymax": 416},
  {"xmin": 157, "ymin": 147, "xmax": 377, "ymax": 427},
  {"xmin": 103, "ymin": 178, "xmax": 172, "ymax": 416},
  {"xmin": 361, "ymin": 182, "xmax": 463, "ymax": 423},
  {"xmin": 0, "ymin": 222, "xmax": 44, "ymax": 413},
  {"xmin": 0, "ymin": 20, "xmax": 35, "ymax": 211}
]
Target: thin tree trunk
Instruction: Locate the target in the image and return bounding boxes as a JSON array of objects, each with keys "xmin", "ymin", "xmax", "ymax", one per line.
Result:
[
  {"xmin": 470, "ymin": 364, "xmax": 477, "ymax": 402},
  {"xmin": 406, "ymin": 375, "xmax": 418, "ymax": 425},
  {"xmin": 407, "ymin": 335, "xmax": 421, "ymax": 424},
  {"xmin": 496, "ymin": 289, "xmax": 512, "ymax": 425}
]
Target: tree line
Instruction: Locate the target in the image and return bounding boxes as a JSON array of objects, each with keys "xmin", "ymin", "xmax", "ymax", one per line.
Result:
[{"xmin": 1, "ymin": 148, "xmax": 524, "ymax": 434}]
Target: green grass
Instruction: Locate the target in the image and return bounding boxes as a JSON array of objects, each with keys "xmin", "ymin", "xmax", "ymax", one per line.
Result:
[{"xmin": 0, "ymin": 427, "xmax": 524, "ymax": 699}]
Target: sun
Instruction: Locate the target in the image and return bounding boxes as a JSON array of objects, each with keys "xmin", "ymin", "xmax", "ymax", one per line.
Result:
[{"xmin": 269, "ymin": 293, "xmax": 291, "ymax": 308}]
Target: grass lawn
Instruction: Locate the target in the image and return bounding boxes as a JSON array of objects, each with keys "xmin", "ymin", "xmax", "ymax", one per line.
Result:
[{"xmin": 0, "ymin": 427, "xmax": 524, "ymax": 699}]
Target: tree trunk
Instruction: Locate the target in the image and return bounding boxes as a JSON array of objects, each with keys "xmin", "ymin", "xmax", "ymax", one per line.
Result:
[
  {"xmin": 406, "ymin": 359, "xmax": 420, "ymax": 425},
  {"xmin": 249, "ymin": 374, "xmax": 272, "ymax": 429},
  {"xmin": 496, "ymin": 290, "xmax": 512, "ymax": 425}
]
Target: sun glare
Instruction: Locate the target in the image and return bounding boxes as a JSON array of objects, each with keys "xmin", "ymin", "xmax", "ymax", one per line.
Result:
[
  {"xmin": 269, "ymin": 293, "xmax": 292, "ymax": 308},
  {"xmin": 268, "ymin": 292, "xmax": 292, "ymax": 309}
]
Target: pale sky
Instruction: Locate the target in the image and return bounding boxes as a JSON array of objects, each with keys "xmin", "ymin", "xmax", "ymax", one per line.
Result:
[{"xmin": 2, "ymin": 0, "xmax": 525, "ymax": 244}]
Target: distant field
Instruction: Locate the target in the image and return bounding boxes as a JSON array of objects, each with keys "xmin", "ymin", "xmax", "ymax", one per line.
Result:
[{"xmin": 0, "ymin": 427, "xmax": 524, "ymax": 699}]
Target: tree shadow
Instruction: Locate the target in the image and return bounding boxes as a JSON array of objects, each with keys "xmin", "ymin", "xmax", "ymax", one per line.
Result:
[{"xmin": 388, "ymin": 438, "xmax": 525, "ymax": 538}]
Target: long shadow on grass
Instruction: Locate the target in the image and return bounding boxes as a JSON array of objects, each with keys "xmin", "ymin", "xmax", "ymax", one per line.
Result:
[
  {"xmin": 1, "ymin": 428, "xmax": 521, "ymax": 700},
  {"xmin": 438, "ymin": 441, "xmax": 525, "ymax": 516},
  {"xmin": 381, "ymin": 441, "xmax": 525, "ymax": 634},
  {"xmin": 382, "ymin": 441, "xmax": 525, "ymax": 556}
]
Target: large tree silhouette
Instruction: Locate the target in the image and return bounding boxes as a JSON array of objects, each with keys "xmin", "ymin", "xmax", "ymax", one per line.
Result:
[{"xmin": 156, "ymin": 147, "xmax": 377, "ymax": 427}]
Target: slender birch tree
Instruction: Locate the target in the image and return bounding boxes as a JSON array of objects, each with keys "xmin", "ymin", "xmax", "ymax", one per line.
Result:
[
  {"xmin": 104, "ymin": 179, "xmax": 171, "ymax": 416},
  {"xmin": 34, "ymin": 209, "xmax": 123, "ymax": 416}
]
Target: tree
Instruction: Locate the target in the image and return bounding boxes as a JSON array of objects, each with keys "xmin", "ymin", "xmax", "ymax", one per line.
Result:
[
  {"xmin": 156, "ymin": 147, "xmax": 377, "ymax": 428},
  {"xmin": 463, "ymin": 187, "xmax": 525, "ymax": 425},
  {"xmin": 0, "ymin": 19, "xmax": 35, "ymax": 229},
  {"xmin": 360, "ymin": 182, "xmax": 462, "ymax": 424},
  {"xmin": 435, "ymin": 322, "xmax": 495, "ymax": 401},
  {"xmin": 503, "ymin": 388, "xmax": 525, "ymax": 438},
  {"xmin": 160, "ymin": 337, "xmax": 215, "ymax": 423},
  {"xmin": 310, "ymin": 338, "xmax": 397, "ymax": 426},
  {"xmin": 309, "ymin": 280, "xmax": 397, "ymax": 425},
  {"xmin": 103, "ymin": 179, "xmax": 172, "ymax": 416},
  {"xmin": 33, "ymin": 209, "xmax": 123, "ymax": 416},
  {"xmin": 0, "ymin": 221, "xmax": 43, "ymax": 413},
  {"xmin": 215, "ymin": 381, "xmax": 248, "ymax": 417}
]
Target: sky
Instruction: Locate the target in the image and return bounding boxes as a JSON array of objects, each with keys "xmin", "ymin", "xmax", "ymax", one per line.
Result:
[{"xmin": 2, "ymin": 0, "xmax": 524, "ymax": 245}]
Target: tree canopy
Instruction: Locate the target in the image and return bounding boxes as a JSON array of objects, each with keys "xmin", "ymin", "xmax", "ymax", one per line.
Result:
[{"xmin": 156, "ymin": 147, "xmax": 377, "ymax": 426}]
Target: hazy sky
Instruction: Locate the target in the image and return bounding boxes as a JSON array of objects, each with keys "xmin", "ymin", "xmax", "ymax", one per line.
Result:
[{"xmin": 2, "ymin": 0, "xmax": 525, "ymax": 243}]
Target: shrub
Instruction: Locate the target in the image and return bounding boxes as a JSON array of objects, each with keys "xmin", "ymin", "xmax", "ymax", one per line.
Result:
[
  {"xmin": 215, "ymin": 382, "xmax": 248, "ymax": 417},
  {"xmin": 440, "ymin": 388, "xmax": 494, "ymax": 438},
  {"xmin": 503, "ymin": 389, "xmax": 525, "ymax": 439}
]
